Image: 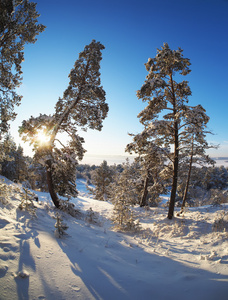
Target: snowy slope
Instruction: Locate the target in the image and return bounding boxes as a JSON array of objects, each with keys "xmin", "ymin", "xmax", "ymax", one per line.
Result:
[{"xmin": 0, "ymin": 177, "xmax": 228, "ymax": 300}]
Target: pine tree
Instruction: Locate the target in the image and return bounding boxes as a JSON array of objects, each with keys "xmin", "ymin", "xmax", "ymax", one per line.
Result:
[
  {"xmin": 0, "ymin": 133, "xmax": 16, "ymax": 176},
  {"xmin": 135, "ymin": 43, "xmax": 205, "ymax": 219},
  {"xmin": 0, "ymin": 134, "xmax": 28, "ymax": 182},
  {"xmin": 178, "ymin": 105, "xmax": 216, "ymax": 212},
  {"xmin": 14, "ymin": 145, "xmax": 28, "ymax": 182},
  {"xmin": 54, "ymin": 212, "xmax": 68, "ymax": 238},
  {"xmin": 0, "ymin": 0, "xmax": 45, "ymax": 135},
  {"xmin": 19, "ymin": 40, "xmax": 108, "ymax": 208},
  {"xmin": 110, "ymin": 159, "xmax": 142, "ymax": 206},
  {"xmin": 91, "ymin": 160, "xmax": 113, "ymax": 200},
  {"xmin": 134, "ymin": 43, "xmax": 214, "ymax": 219},
  {"xmin": 126, "ymin": 137, "xmax": 168, "ymax": 207},
  {"xmin": 202, "ymin": 166, "xmax": 228, "ymax": 190},
  {"xmin": 112, "ymin": 198, "xmax": 141, "ymax": 232}
]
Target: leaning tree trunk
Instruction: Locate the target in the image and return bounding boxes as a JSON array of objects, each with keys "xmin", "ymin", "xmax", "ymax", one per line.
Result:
[
  {"xmin": 46, "ymin": 159, "xmax": 60, "ymax": 208},
  {"xmin": 140, "ymin": 175, "xmax": 149, "ymax": 207},
  {"xmin": 45, "ymin": 58, "xmax": 91, "ymax": 209}
]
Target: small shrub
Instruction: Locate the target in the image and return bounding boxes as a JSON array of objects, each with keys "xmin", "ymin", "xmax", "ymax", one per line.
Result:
[
  {"xmin": 59, "ymin": 197, "xmax": 82, "ymax": 218},
  {"xmin": 85, "ymin": 207, "xmax": 100, "ymax": 225},
  {"xmin": 112, "ymin": 199, "xmax": 141, "ymax": 232},
  {"xmin": 212, "ymin": 211, "xmax": 228, "ymax": 232},
  {"xmin": 0, "ymin": 179, "xmax": 9, "ymax": 205},
  {"xmin": 54, "ymin": 212, "xmax": 68, "ymax": 238},
  {"xmin": 18, "ymin": 188, "xmax": 36, "ymax": 217}
]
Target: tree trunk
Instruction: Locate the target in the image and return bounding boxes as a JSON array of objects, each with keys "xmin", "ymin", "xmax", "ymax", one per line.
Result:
[
  {"xmin": 46, "ymin": 159, "xmax": 60, "ymax": 208},
  {"xmin": 180, "ymin": 139, "xmax": 194, "ymax": 214},
  {"xmin": 168, "ymin": 138, "xmax": 178, "ymax": 219},
  {"xmin": 168, "ymin": 73, "xmax": 179, "ymax": 219},
  {"xmin": 140, "ymin": 175, "xmax": 149, "ymax": 207}
]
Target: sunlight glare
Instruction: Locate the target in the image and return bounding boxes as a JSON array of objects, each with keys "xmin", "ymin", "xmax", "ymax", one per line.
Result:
[{"xmin": 37, "ymin": 130, "xmax": 50, "ymax": 145}]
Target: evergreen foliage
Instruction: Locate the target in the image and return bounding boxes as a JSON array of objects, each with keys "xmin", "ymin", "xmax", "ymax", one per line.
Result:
[
  {"xmin": 126, "ymin": 139, "xmax": 168, "ymax": 207},
  {"xmin": 112, "ymin": 198, "xmax": 141, "ymax": 232},
  {"xmin": 177, "ymin": 105, "xmax": 216, "ymax": 212},
  {"xmin": 0, "ymin": 134, "xmax": 28, "ymax": 182},
  {"xmin": 85, "ymin": 207, "xmax": 100, "ymax": 225},
  {"xmin": 110, "ymin": 159, "xmax": 142, "ymax": 206},
  {"xmin": 0, "ymin": 177, "xmax": 9, "ymax": 205},
  {"xmin": 131, "ymin": 43, "xmax": 213, "ymax": 219},
  {"xmin": 0, "ymin": 0, "xmax": 45, "ymax": 135},
  {"xmin": 19, "ymin": 40, "xmax": 109, "ymax": 208},
  {"xmin": 26, "ymin": 161, "xmax": 48, "ymax": 191},
  {"xmin": 54, "ymin": 212, "xmax": 68, "ymax": 238},
  {"xmin": 18, "ymin": 187, "xmax": 36, "ymax": 217},
  {"xmin": 91, "ymin": 160, "xmax": 113, "ymax": 200}
]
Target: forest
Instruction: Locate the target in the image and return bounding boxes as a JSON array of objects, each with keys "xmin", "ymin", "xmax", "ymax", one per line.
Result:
[{"xmin": 1, "ymin": 138, "xmax": 228, "ymax": 230}]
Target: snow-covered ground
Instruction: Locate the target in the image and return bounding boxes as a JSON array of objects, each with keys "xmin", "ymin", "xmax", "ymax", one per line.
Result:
[{"xmin": 0, "ymin": 177, "xmax": 228, "ymax": 300}]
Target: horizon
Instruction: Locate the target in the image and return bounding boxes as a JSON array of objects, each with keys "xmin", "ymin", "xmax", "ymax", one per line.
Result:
[{"xmin": 81, "ymin": 154, "xmax": 228, "ymax": 166}]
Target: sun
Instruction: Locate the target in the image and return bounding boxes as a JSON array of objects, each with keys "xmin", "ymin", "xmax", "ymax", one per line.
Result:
[{"xmin": 37, "ymin": 130, "xmax": 50, "ymax": 145}]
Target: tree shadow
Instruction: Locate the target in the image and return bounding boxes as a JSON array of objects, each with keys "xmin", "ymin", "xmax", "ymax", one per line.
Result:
[
  {"xmin": 14, "ymin": 210, "xmax": 40, "ymax": 299},
  {"xmin": 57, "ymin": 223, "xmax": 228, "ymax": 300}
]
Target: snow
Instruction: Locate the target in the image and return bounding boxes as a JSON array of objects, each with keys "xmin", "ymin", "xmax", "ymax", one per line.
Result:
[{"xmin": 0, "ymin": 177, "xmax": 228, "ymax": 300}]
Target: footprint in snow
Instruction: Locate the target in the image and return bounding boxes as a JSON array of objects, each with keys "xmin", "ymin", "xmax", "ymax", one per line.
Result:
[
  {"xmin": 71, "ymin": 284, "xmax": 81, "ymax": 292},
  {"xmin": 0, "ymin": 264, "xmax": 8, "ymax": 277}
]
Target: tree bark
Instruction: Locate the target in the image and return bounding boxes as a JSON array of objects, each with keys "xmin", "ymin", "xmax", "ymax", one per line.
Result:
[
  {"xmin": 140, "ymin": 175, "xmax": 149, "ymax": 207},
  {"xmin": 46, "ymin": 159, "xmax": 60, "ymax": 208},
  {"xmin": 168, "ymin": 73, "xmax": 179, "ymax": 219},
  {"xmin": 168, "ymin": 128, "xmax": 179, "ymax": 219},
  {"xmin": 180, "ymin": 139, "xmax": 194, "ymax": 213}
]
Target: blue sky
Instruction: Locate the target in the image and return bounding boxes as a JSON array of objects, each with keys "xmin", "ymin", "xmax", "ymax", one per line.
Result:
[{"xmin": 11, "ymin": 0, "xmax": 228, "ymax": 160}]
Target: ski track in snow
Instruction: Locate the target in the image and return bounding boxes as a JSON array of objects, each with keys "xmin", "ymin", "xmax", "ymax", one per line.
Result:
[{"xmin": 0, "ymin": 177, "xmax": 228, "ymax": 300}]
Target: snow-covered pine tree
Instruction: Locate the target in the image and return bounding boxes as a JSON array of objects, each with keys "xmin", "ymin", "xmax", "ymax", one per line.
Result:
[
  {"xmin": 54, "ymin": 212, "xmax": 68, "ymax": 238},
  {"xmin": 18, "ymin": 187, "xmax": 36, "ymax": 217},
  {"xmin": 126, "ymin": 136, "xmax": 168, "ymax": 207},
  {"xmin": 134, "ymin": 43, "xmax": 208, "ymax": 219},
  {"xmin": 178, "ymin": 105, "xmax": 216, "ymax": 212},
  {"xmin": 19, "ymin": 40, "xmax": 108, "ymax": 209},
  {"xmin": 0, "ymin": 133, "xmax": 16, "ymax": 177},
  {"xmin": 0, "ymin": 0, "xmax": 45, "ymax": 136},
  {"xmin": 110, "ymin": 159, "xmax": 142, "ymax": 206},
  {"xmin": 202, "ymin": 166, "xmax": 228, "ymax": 190},
  {"xmin": 0, "ymin": 134, "xmax": 28, "ymax": 182},
  {"xmin": 112, "ymin": 198, "xmax": 141, "ymax": 232},
  {"xmin": 91, "ymin": 160, "xmax": 113, "ymax": 201}
]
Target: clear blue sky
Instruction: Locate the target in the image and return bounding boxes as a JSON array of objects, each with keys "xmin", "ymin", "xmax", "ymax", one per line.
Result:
[{"xmin": 11, "ymin": 0, "xmax": 228, "ymax": 160}]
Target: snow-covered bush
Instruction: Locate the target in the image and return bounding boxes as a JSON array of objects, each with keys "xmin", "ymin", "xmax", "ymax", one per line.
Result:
[
  {"xmin": 110, "ymin": 160, "xmax": 142, "ymax": 206},
  {"xmin": 18, "ymin": 187, "xmax": 36, "ymax": 216},
  {"xmin": 85, "ymin": 207, "xmax": 100, "ymax": 225},
  {"xmin": 211, "ymin": 189, "xmax": 228, "ymax": 206},
  {"xmin": 54, "ymin": 212, "xmax": 68, "ymax": 238},
  {"xmin": 112, "ymin": 198, "xmax": 141, "ymax": 232},
  {"xmin": 0, "ymin": 179, "xmax": 9, "ymax": 205},
  {"xmin": 212, "ymin": 211, "xmax": 228, "ymax": 232},
  {"xmin": 59, "ymin": 198, "xmax": 82, "ymax": 218}
]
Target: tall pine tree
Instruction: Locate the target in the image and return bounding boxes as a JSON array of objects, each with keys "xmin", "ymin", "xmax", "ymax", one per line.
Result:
[
  {"xmin": 19, "ymin": 40, "xmax": 108, "ymax": 208},
  {"xmin": 136, "ymin": 43, "xmax": 197, "ymax": 219}
]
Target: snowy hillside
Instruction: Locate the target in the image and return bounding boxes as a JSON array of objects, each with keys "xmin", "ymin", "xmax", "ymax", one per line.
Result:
[{"xmin": 0, "ymin": 177, "xmax": 228, "ymax": 300}]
